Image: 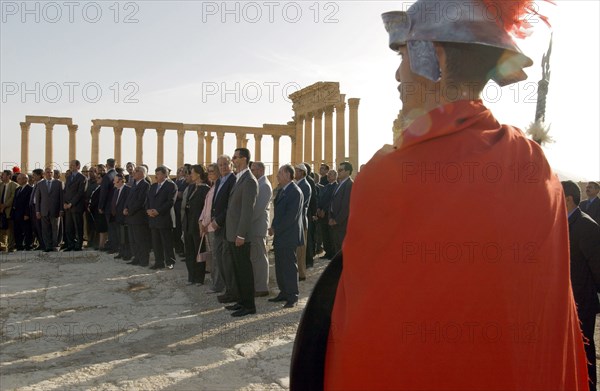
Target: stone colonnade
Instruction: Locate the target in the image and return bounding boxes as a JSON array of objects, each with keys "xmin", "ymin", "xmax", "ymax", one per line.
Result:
[
  {"xmin": 289, "ymin": 82, "xmax": 359, "ymax": 173},
  {"xmin": 20, "ymin": 116, "xmax": 78, "ymax": 172},
  {"xmin": 89, "ymin": 120, "xmax": 294, "ymax": 182}
]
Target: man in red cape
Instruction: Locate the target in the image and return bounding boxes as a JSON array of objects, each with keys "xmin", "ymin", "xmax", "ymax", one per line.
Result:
[{"xmin": 291, "ymin": 1, "xmax": 590, "ymax": 390}]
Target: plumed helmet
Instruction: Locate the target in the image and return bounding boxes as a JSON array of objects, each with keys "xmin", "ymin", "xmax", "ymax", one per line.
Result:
[{"xmin": 382, "ymin": 0, "xmax": 549, "ymax": 86}]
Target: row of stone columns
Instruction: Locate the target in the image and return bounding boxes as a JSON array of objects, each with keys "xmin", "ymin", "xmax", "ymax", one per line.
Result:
[
  {"xmin": 20, "ymin": 121, "xmax": 78, "ymax": 171},
  {"xmin": 293, "ymin": 96, "xmax": 360, "ymax": 171},
  {"xmin": 88, "ymin": 126, "xmax": 285, "ymax": 172}
]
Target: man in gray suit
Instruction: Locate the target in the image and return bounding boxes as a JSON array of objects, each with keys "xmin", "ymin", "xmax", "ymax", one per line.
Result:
[
  {"xmin": 249, "ymin": 161, "xmax": 273, "ymax": 296},
  {"xmin": 580, "ymin": 181, "xmax": 600, "ymax": 224},
  {"xmin": 329, "ymin": 161, "xmax": 353, "ymax": 254},
  {"xmin": 269, "ymin": 165, "xmax": 304, "ymax": 308},
  {"xmin": 36, "ymin": 167, "xmax": 64, "ymax": 252},
  {"xmin": 224, "ymin": 148, "xmax": 258, "ymax": 317},
  {"xmin": 63, "ymin": 160, "xmax": 87, "ymax": 251}
]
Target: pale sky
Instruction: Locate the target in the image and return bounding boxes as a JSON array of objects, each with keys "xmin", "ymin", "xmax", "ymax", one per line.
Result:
[{"xmin": 1, "ymin": 0, "xmax": 598, "ymax": 180}]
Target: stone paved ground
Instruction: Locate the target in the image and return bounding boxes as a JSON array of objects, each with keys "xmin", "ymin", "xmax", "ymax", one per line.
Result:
[{"xmin": 1, "ymin": 250, "xmax": 598, "ymax": 390}]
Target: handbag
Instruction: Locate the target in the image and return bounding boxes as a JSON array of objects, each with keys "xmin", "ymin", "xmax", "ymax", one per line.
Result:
[{"xmin": 196, "ymin": 233, "xmax": 212, "ymax": 271}]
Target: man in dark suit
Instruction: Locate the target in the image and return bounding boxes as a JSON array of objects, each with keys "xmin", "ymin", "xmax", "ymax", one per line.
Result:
[
  {"xmin": 224, "ymin": 148, "xmax": 258, "ymax": 317},
  {"xmin": 146, "ymin": 166, "xmax": 177, "ymax": 269},
  {"xmin": 63, "ymin": 160, "xmax": 87, "ymax": 251},
  {"xmin": 98, "ymin": 158, "xmax": 117, "ymax": 250},
  {"xmin": 173, "ymin": 165, "xmax": 189, "ymax": 256},
  {"xmin": 303, "ymin": 163, "xmax": 319, "ymax": 268},
  {"xmin": 579, "ymin": 181, "xmax": 600, "ymax": 224},
  {"xmin": 562, "ymin": 180, "xmax": 600, "ymax": 391},
  {"xmin": 108, "ymin": 174, "xmax": 131, "ymax": 259},
  {"xmin": 29, "ymin": 169, "xmax": 45, "ymax": 250},
  {"xmin": 269, "ymin": 164, "xmax": 304, "ymax": 308},
  {"xmin": 294, "ymin": 164, "xmax": 311, "ymax": 281},
  {"xmin": 36, "ymin": 167, "xmax": 64, "ymax": 252},
  {"xmin": 317, "ymin": 170, "xmax": 338, "ymax": 259},
  {"xmin": 12, "ymin": 173, "xmax": 33, "ymax": 250},
  {"xmin": 124, "ymin": 166, "xmax": 151, "ymax": 266},
  {"xmin": 210, "ymin": 155, "xmax": 237, "ymax": 302},
  {"xmin": 0, "ymin": 169, "xmax": 19, "ymax": 252},
  {"xmin": 329, "ymin": 161, "xmax": 353, "ymax": 254}
]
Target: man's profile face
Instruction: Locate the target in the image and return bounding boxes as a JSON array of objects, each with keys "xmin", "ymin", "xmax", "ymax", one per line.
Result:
[
  {"xmin": 338, "ymin": 166, "xmax": 349, "ymax": 180},
  {"xmin": 294, "ymin": 169, "xmax": 303, "ymax": 181},
  {"xmin": 327, "ymin": 171, "xmax": 337, "ymax": 183},
  {"xmin": 585, "ymin": 183, "xmax": 600, "ymax": 198},
  {"xmin": 232, "ymin": 151, "xmax": 246, "ymax": 171},
  {"xmin": 395, "ymin": 46, "xmax": 432, "ymax": 127},
  {"xmin": 17, "ymin": 174, "xmax": 28, "ymax": 186},
  {"xmin": 319, "ymin": 165, "xmax": 328, "ymax": 176},
  {"xmin": 0, "ymin": 172, "xmax": 8, "ymax": 182},
  {"xmin": 133, "ymin": 169, "xmax": 144, "ymax": 181},
  {"xmin": 277, "ymin": 167, "xmax": 290, "ymax": 185},
  {"xmin": 126, "ymin": 163, "xmax": 135, "ymax": 173}
]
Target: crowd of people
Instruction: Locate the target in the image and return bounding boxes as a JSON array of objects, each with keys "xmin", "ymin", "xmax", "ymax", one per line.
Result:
[{"xmin": 0, "ymin": 151, "xmax": 354, "ymax": 318}]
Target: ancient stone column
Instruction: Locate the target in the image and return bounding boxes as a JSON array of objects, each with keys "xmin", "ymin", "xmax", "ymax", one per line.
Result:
[
  {"xmin": 254, "ymin": 134, "xmax": 263, "ymax": 161},
  {"xmin": 20, "ymin": 122, "xmax": 30, "ymax": 172},
  {"xmin": 67, "ymin": 124, "xmax": 78, "ymax": 163},
  {"xmin": 335, "ymin": 95, "xmax": 346, "ymax": 166},
  {"xmin": 304, "ymin": 112, "xmax": 313, "ymax": 165},
  {"xmin": 45, "ymin": 123, "xmax": 54, "ymax": 167},
  {"xmin": 294, "ymin": 115, "xmax": 304, "ymax": 164},
  {"xmin": 197, "ymin": 130, "xmax": 205, "ymax": 165},
  {"xmin": 91, "ymin": 125, "xmax": 100, "ymax": 165},
  {"xmin": 324, "ymin": 106, "xmax": 334, "ymax": 167},
  {"xmin": 313, "ymin": 109, "xmax": 323, "ymax": 166},
  {"xmin": 177, "ymin": 128, "xmax": 185, "ymax": 169},
  {"xmin": 114, "ymin": 126, "xmax": 123, "ymax": 167},
  {"xmin": 272, "ymin": 135, "xmax": 281, "ymax": 184},
  {"xmin": 135, "ymin": 128, "xmax": 145, "ymax": 165},
  {"xmin": 216, "ymin": 132, "xmax": 225, "ymax": 157},
  {"xmin": 205, "ymin": 133, "xmax": 214, "ymax": 164},
  {"xmin": 242, "ymin": 137, "xmax": 248, "ymax": 149},
  {"xmin": 348, "ymin": 98, "xmax": 360, "ymax": 176},
  {"xmin": 156, "ymin": 128, "xmax": 166, "ymax": 166}
]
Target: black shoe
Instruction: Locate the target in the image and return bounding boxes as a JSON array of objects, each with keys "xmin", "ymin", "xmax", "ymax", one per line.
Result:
[
  {"xmin": 122, "ymin": 256, "xmax": 132, "ymax": 261},
  {"xmin": 283, "ymin": 301, "xmax": 298, "ymax": 308},
  {"xmin": 127, "ymin": 261, "xmax": 140, "ymax": 265},
  {"xmin": 299, "ymin": 277, "xmax": 306, "ymax": 281},
  {"xmin": 231, "ymin": 308, "xmax": 256, "ymax": 317},
  {"xmin": 225, "ymin": 304, "xmax": 243, "ymax": 311},
  {"xmin": 150, "ymin": 264, "xmax": 165, "ymax": 270},
  {"xmin": 268, "ymin": 295, "xmax": 286, "ymax": 303}
]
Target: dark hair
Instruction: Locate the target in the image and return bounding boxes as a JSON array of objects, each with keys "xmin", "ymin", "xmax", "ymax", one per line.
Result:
[
  {"xmin": 2, "ymin": 170, "xmax": 11, "ymax": 176},
  {"xmin": 106, "ymin": 158, "xmax": 116, "ymax": 167},
  {"xmin": 115, "ymin": 173, "xmax": 125, "ymax": 181},
  {"xmin": 561, "ymin": 180, "xmax": 581, "ymax": 205},
  {"xmin": 73, "ymin": 160, "xmax": 81, "ymax": 168},
  {"xmin": 191, "ymin": 164, "xmax": 208, "ymax": 183},
  {"xmin": 235, "ymin": 148, "xmax": 251, "ymax": 162},
  {"xmin": 116, "ymin": 167, "xmax": 124, "ymax": 175},
  {"xmin": 339, "ymin": 161, "xmax": 353, "ymax": 175},
  {"xmin": 320, "ymin": 164, "xmax": 330, "ymax": 171},
  {"xmin": 32, "ymin": 168, "xmax": 43, "ymax": 176},
  {"xmin": 155, "ymin": 166, "xmax": 168, "ymax": 175},
  {"xmin": 282, "ymin": 164, "xmax": 294, "ymax": 180},
  {"xmin": 303, "ymin": 163, "xmax": 312, "ymax": 176},
  {"xmin": 440, "ymin": 42, "xmax": 504, "ymax": 92}
]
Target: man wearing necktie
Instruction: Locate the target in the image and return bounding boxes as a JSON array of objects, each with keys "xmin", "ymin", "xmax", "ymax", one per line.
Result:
[
  {"xmin": 35, "ymin": 167, "xmax": 63, "ymax": 252},
  {"xmin": 0, "ymin": 170, "xmax": 19, "ymax": 252},
  {"xmin": 63, "ymin": 160, "xmax": 87, "ymax": 251},
  {"xmin": 146, "ymin": 166, "xmax": 177, "ymax": 269},
  {"xmin": 579, "ymin": 181, "xmax": 600, "ymax": 224},
  {"xmin": 268, "ymin": 164, "xmax": 304, "ymax": 308}
]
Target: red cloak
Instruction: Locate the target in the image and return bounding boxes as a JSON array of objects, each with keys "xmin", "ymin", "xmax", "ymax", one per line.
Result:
[{"xmin": 324, "ymin": 100, "xmax": 589, "ymax": 390}]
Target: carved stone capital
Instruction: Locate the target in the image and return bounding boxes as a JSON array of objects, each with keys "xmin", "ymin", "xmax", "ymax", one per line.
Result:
[
  {"xmin": 348, "ymin": 98, "xmax": 360, "ymax": 109},
  {"xmin": 91, "ymin": 126, "xmax": 101, "ymax": 135},
  {"xmin": 114, "ymin": 127, "xmax": 124, "ymax": 137},
  {"xmin": 156, "ymin": 128, "xmax": 166, "ymax": 138},
  {"xmin": 68, "ymin": 124, "xmax": 78, "ymax": 132},
  {"xmin": 20, "ymin": 122, "xmax": 31, "ymax": 131},
  {"xmin": 135, "ymin": 128, "xmax": 145, "ymax": 137},
  {"xmin": 177, "ymin": 129, "xmax": 186, "ymax": 137},
  {"xmin": 323, "ymin": 105, "xmax": 334, "ymax": 115},
  {"xmin": 45, "ymin": 123, "xmax": 54, "ymax": 132}
]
